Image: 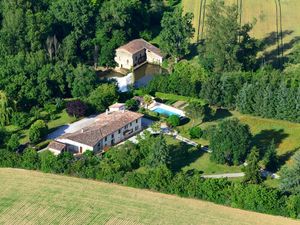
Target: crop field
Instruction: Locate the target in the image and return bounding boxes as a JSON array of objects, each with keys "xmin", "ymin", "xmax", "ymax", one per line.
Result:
[
  {"xmin": 183, "ymin": 0, "xmax": 300, "ymax": 60},
  {"xmin": 0, "ymin": 169, "xmax": 299, "ymax": 225}
]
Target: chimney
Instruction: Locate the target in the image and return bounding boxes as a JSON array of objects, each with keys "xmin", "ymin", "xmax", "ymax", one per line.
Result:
[
  {"xmin": 106, "ymin": 109, "xmax": 109, "ymax": 115},
  {"xmin": 81, "ymin": 129, "xmax": 84, "ymax": 133}
]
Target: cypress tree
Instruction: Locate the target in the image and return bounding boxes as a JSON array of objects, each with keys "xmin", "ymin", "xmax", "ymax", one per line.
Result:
[{"xmin": 243, "ymin": 147, "xmax": 262, "ymax": 184}]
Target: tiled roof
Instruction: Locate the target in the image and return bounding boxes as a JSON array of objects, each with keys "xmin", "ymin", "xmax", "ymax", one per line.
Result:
[
  {"xmin": 47, "ymin": 141, "xmax": 66, "ymax": 151},
  {"xmin": 58, "ymin": 110, "xmax": 143, "ymax": 147},
  {"xmin": 117, "ymin": 39, "xmax": 163, "ymax": 57}
]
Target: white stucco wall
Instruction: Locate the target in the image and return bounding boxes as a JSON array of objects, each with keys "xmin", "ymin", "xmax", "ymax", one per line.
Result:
[
  {"xmin": 55, "ymin": 138, "xmax": 94, "ymax": 154},
  {"xmin": 48, "ymin": 148, "xmax": 62, "ymax": 156},
  {"xmin": 56, "ymin": 118, "xmax": 142, "ymax": 154},
  {"xmin": 146, "ymin": 50, "xmax": 163, "ymax": 65},
  {"xmin": 115, "ymin": 50, "xmax": 134, "ymax": 70}
]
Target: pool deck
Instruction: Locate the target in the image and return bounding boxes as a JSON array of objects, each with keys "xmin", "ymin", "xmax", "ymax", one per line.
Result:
[{"xmin": 149, "ymin": 102, "xmax": 185, "ymax": 117}]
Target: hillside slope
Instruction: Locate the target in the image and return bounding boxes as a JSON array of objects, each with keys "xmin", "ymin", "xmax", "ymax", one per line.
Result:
[
  {"xmin": 0, "ymin": 168, "xmax": 299, "ymax": 225},
  {"xmin": 183, "ymin": 0, "xmax": 300, "ymax": 60}
]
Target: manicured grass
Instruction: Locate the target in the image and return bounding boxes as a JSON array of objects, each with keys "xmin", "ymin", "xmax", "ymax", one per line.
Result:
[
  {"xmin": 166, "ymin": 136, "xmax": 242, "ymax": 174},
  {"xmin": 7, "ymin": 110, "xmax": 76, "ymax": 145},
  {"xmin": 0, "ymin": 168, "xmax": 298, "ymax": 225},
  {"xmin": 178, "ymin": 109, "xmax": 300, "ymax": 158},
  {"xmin": 183, "ymin": 0, "xmax": 300, "ymax": 56},
  {"xmin": 155, "ymin": 92, "xmax": 206, "ymax": 105},
  {"xmin": 47, "ymin": 109, "xmax": 77, "ymax": 131}
]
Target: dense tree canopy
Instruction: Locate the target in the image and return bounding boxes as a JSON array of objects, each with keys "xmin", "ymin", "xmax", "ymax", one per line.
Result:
[
  {"xmin": 160, "ymin": 9, "xmax": 194, "ymax": 62},
  {"xmin": 210, "ymin": 119, "xmax": 252, "ymax": 165},
  {"xmin": 200, "ymin": 0, "xmax": 259, "ymax": 72}
]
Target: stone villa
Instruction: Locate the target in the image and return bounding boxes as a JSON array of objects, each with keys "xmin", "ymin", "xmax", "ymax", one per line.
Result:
[
  {"xmin": 115, "ymin": 39, "xmax": 163, "ymax": 70},
  {"xmin": 47, "ymin": 105, "xmax": 143, "ymax": 155}
]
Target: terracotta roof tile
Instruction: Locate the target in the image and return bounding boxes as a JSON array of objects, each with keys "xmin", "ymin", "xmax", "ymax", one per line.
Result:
[
  {"xmin": 47, "ymin": 141, "xmax": 66, "ymax": 151},
  {"xmin": 117, "ymin": 39, "xmax": 163, "ymax": 57},
  {"xmin": 58, "ymin": 110, "xmax": 143, "ymax": 147}
]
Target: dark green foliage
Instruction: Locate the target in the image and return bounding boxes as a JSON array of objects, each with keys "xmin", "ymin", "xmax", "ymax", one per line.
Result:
[
  {"xmin": 280, "ymin": 152, "xmax": 300, "ymax": 194},
  {"xmin": 70, "ymin": 65, "xmax": 98, "ymax": 98},
  {"xmin": 39, "ymin": 150, "xmax": 56, "ymax": 173},
  {"xmin": 0, "ymin": 150, "xmax": 21, "ymax": 168},
  {"xmin": 243, "ymin": 147, "xmax": 262, "ymax": 184},
  {"xmin": 6, "ymin": 134, "xmax": 20, "ymax": 152},
  {"xmin": 189, "ymin": 126, "xmax": 203, "ymax": 139},
  {"xmin": 185, "ymin": 101, "xmax": 209, "ymax": 125},
  {"xmin": 231, "ymin": 184, "xmax": 287, "ymax": 216},
  {"xmin": 145, "ymin": 135, "xmax": 170, "ymax": 167},
  {"xmin": 263, "ymin": 139, "xmax": 279, "ymax": 172},
  {"xmin": 201, "ymin": 0, "xmax": 259, "ymax": 72},
  {"xmin": 0, "ymin": 127, "xmax": 7, "ymax": 147},
  {"xmin": 11, "ymin": 112, "xmax": 30, "ymax": 129},
  {"xmin": 160, "ymin": 9, "xmax": 194, "ymax": 61},
  {"xmin": 21, "ymin": 148, "xmax": 40, "ymax": 170},
  {"xmin": 28, "ymin": 120, "xmax": 48, "ymax": 144},
  {"xmin": 125, "ymin": 99, "xmax": 139, "ymax": 111},
  {"xmin": 210, "ymin": 119, "xmax": 252, "ymax": 165},
  {"xmin": 88, "ymin": 83, "xmax": 118, "ymax": 112},
  {"xmin": 146, "ymin": 61, "xmax": 206, "ymax": 98},
  {"xmin": 167, "ymin": 115, "xmax": 180, "ymax": 127}
]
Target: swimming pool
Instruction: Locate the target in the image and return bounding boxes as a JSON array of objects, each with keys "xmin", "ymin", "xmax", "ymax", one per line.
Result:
[{"xmin": 153, "ymin": 107, "xmax": 181, "ymax": 117}]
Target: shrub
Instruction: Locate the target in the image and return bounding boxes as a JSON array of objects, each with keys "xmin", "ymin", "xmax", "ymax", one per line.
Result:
[
  {"xmin": 167, "ymin": 115, "xmax": 180, "ymax": 127},
  {"xmin": 210, "ymin": 118, "xmax": 252, "ymax": 165},
  {"xmin": 66, "ymin": 100, "xmax": 87, "ymax": 118},
  {"xmin": 11, "ymin": 112, "xmax": 30, "ymax": 128},
  {"xmin": 7, "ymin": 134, "xmax": 20, "ymax": 151},
  {"xmin": 125, "ymin": 99, "xmax": 139, "ymax": 111},
  {"xmin": 189, "ymin": 126, "xmax": 203, "ymax": 139},
  {"xmin": 21, "ymin": 148, "xmax": 40, "ymax": 169},
  {"xmin": 88, "ymin": 83, "xmax": 118, "ymax": 112},
  {"xmin": 29, "ymin": 120, "xmax": 48, "ymax": 143}
]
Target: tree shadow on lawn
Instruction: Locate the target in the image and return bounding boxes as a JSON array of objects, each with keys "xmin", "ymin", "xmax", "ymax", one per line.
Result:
[
  {"xmin": 252, "ymin": 129, "xmax": 289, "ymax": 159},
  {"xmin": 169, "ymin": 142, "xmax": 204, "ymax": 173},
  {"xmin": 210, "ymin": 108, "xmax": 233, "ymax": 121},
  {"xmin": 278, "ymin": 147, "xmax": 300, "ymax": 169}
]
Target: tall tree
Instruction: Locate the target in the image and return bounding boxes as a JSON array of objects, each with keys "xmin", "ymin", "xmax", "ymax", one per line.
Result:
[
  {"xmin": 243, "ymin": 147, "xmax": 262, "ymax": 184},
  {"xmin": 147, "ymin": 135, "xmax": 170, "ymax": 167},
  {"xmin": 263, "ymin": 139, "xmax": 279, "ymax": 172},
  {"xmin": 185, "ymin": 101, "xmax": 207, "ymax": 126},
  {"xmin": 0, "ymin": 91, "xmax": 12, "ymax": 126},
  {"xmin": 210, "ymin": 118, "xmax": 252, "ymax": 165},
  {"xmin": 201, "ymin": 0, "xmax": 258, "ymax": 72},
  {"xmin": 160, "ymin": 8, "xmax": 194, "ymax": 62},
  {"xmin": 280, "ymin": 152, "xmax": 300, "ymax": 194}
]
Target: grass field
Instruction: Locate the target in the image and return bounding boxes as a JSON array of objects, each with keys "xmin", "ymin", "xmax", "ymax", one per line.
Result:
[
  {"xmin": 5, "ymin": 110, "xmax": 76, "ymax": 145},
  {"xmin": 183, "ymin": 0, "xmax": 300, "ymax": 60},
  {"xmin": 176, "ymin": 109, "xmax": 300, "ymax": 173},
  {"xmin": 0, "ymin": 168, "xmax": 299, "ymax": 225}
]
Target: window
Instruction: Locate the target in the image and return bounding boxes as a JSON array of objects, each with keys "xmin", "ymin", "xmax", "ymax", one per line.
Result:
[
  {"xmin": 105, "ymin": 137, "xmax": 107, "ymax": 142},
  {"xmin": 111, "ymin": 134, "xmax": 114, "ymax": 139},
  {"xmin": 136, "ymin": 119, "xmax": 138, "ymax": 123},
  {"xmin": 130, "ymin": 122, "xmax": 132, "ymax": 126},
  {"xmin": 125, "ymin": 125, "xmax": 128, "ymax": 129},
  {"xmin": 118, "ymin": 129, "xmax": 121, "ymax": 134},
  {"xmin": 135, "ymin": 126, "xmax": 139, "ymax": 131}
]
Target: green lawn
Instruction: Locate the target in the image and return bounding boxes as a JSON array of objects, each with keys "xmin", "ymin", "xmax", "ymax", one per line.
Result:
[
  {"xmin": 166, "ymin": 136, "xmax": 242, "ymax": 175},
  {"xmin": 178, "ymin": 109, "xmax": 300, "ymax": 159},
  {"xmin": 173, "ymin": 107, "xmax": 300, "ymax": 179},
  {"xmin": 6, "ymin": 110, "xmax": 76, "ymax": 145},
  {"xmin": 155, "ymin": 92, "xmax": 206, "ymax": 105}
]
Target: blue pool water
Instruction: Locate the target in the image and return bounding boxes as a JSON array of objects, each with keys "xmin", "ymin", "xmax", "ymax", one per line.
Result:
[{"xmin": 153, "ymin": 107, "xmax": 180, "ymax": 117}]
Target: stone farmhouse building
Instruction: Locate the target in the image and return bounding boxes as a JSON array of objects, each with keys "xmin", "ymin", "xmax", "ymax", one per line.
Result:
[
  {"xmin": 47, "ymin": 105, "xmax": 143, "ymax": 155},
  {"xmin": 115, "ymin": 39, "xmax": 163, "ymax": 70}
]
